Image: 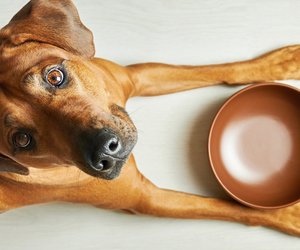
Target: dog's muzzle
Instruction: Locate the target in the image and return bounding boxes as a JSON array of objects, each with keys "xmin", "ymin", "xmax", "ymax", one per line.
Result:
[{"xmin": 77, "ymin": 128, "xmax": 136, "ymax": 180}]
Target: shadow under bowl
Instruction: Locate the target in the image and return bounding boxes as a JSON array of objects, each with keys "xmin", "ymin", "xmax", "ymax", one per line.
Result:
[{"xmin": 208, "ymin": 83, "xmax": 300, "ymax": 209}]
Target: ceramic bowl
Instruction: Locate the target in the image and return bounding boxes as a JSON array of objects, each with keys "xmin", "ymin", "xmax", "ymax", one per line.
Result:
[{"xmin": 208, "ymin": 83, "xmax": 300, "ymax": 209}]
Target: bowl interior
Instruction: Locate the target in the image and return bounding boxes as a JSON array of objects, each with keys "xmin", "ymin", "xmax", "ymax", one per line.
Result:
[{"xmin": 209, "ymin": 83, "xmax": 300, "ymax": 208}]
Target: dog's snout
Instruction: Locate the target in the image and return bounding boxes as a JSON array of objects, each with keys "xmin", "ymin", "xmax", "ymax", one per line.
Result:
[{"xmin": 77, "ymin": 127, "xmax": 136, "ymax": 179}]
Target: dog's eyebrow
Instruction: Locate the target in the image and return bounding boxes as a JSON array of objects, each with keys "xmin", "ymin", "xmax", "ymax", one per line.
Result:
[{"xmin": 4, "ymin": 113, "xmax": 18, "ymax": 128}]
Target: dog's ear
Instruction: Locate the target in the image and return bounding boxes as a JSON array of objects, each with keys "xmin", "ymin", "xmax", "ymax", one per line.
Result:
[
  {"xmin": 0, "ymin": 0, "xmax": 95, "ymax": 57},
  {"xmin": 0, "ymin": 154, "xmax": 29, "ymax": 175}
]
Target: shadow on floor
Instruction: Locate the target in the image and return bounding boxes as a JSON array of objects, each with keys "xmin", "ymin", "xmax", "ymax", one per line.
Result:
[{"xmin": 187, "ymin": 95, "xmax": 231, "ymax": 200}]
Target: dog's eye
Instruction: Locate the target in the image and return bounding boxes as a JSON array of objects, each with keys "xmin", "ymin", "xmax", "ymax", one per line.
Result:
[
  {"xmin": 45, "ymin": 68, "xmax": 65, "ymax": 87},
  {"xmin": 12, "ymin": 132, "xmax": 32, "ymax": 149}
]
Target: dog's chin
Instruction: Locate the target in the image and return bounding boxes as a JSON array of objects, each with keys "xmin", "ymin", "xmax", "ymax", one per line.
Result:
[{"xmin": 80, "ymin": 160, "xmax": 125, "ymax": 180}]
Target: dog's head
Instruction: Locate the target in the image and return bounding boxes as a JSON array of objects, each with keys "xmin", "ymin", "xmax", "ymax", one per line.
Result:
[{"xmin": 0, "ymin": 0, "xmax": 137, "ymax": 180}]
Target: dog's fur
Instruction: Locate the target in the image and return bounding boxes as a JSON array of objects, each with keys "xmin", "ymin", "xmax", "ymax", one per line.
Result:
[{"xmin": 0, "ymin": 0, "xmax": 299, "ymax": 236}]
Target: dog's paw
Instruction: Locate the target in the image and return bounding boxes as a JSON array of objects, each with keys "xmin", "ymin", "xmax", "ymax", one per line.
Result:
[
  {"xmin": 258, "ymin": 45, "xmax": 300, "ymax": 80},
  {"xmin": 269, "ymin": 202, "xmax": 300, "ymax": 237}
]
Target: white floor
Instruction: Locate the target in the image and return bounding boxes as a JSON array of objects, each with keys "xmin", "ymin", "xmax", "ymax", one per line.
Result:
[{"xmin": 0, "ymin": 0, "xmax": 300, "ymax": 249}]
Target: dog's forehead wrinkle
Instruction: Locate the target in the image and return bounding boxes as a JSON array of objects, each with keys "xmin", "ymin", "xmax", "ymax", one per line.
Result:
[
  {"xmin": 4, "ymin": 113, "xmax": 16, "ymax": 128},
  {"xmin": 0, "ymin": 44, "xmax": 72, "ymax": 81}
]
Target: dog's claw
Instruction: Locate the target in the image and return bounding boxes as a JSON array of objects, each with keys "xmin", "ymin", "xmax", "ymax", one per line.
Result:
[{"xmin": 268, "ymin": 202, "xmax": 300, "ymax": 236}]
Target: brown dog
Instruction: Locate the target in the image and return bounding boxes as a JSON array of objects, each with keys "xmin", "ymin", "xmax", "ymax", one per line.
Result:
[{"xmin": 0, "ymin": 0, "xmax": 299, "ymax": 236}]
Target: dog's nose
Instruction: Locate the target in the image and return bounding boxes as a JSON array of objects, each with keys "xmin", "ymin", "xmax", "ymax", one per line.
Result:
[
  {"xmin": 91, "ymin": 129, "xmax": 122, "ymax": 172},
  {"xmin": 78, "ymin": 127, "xmax": 136, "ymax": 178}
]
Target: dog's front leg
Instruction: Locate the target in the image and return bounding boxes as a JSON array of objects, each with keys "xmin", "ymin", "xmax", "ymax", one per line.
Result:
[
  {"xmin": 130, "ymin": 179, "xmax": 300, "ymax": 236},
  {"xmin": 126, "ymin": 45, "xmax": 300, "ymax": 96}
]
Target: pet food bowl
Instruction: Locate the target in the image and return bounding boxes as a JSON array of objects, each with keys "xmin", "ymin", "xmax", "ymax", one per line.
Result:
[{"xmin": 208, "ymin": 83, "xmax": 300, "ymax": 209}]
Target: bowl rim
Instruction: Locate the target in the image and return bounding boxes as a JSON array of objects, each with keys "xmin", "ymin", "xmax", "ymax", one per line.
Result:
[{"xmin": 208, "ymin": 82, "xmax": 300, "ymax": 209}]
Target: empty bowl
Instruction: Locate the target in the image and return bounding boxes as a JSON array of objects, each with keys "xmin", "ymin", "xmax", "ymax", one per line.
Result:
[{"xmin": 208, "ymin": 83, "xmax": 300, "ymax": 209}]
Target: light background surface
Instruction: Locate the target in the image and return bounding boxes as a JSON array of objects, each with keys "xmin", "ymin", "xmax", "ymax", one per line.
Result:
[{"xmin": 0, "ymin": 0, "xmax": 299, "ymax": 249}]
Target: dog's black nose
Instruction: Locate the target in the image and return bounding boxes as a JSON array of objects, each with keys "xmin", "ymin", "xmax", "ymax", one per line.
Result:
[
  {"xmin": 77, "ymin": 127, "xmax": 137, "ymax": 179},
  {"xmin": 90, "ymin": 129, "xmax": 122, "ymax": 172}
]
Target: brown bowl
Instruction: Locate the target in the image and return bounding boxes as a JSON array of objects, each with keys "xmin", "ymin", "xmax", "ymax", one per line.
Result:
[{"xmin": 208, "ymin": 83, "xmax": 300, "ymax": 209}]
